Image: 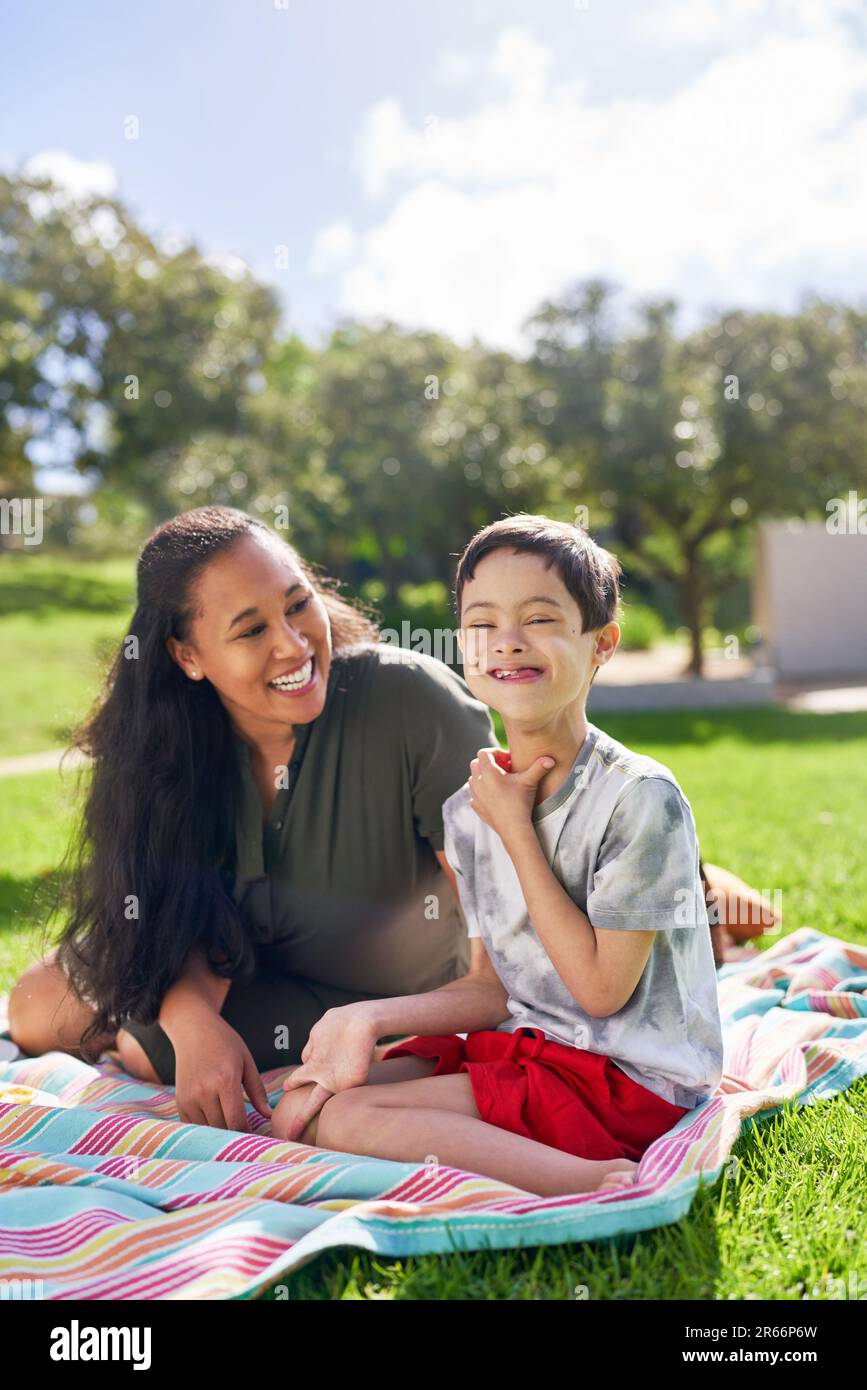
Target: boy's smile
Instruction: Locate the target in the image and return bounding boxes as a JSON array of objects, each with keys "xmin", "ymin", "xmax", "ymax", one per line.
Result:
[
  {"xmin": 459, "ymin": 548, "xmax": 616, "ymax": 721},
  {"xmin": 488, "ymin": 663, "xmax": 545, "ymax": 683}
]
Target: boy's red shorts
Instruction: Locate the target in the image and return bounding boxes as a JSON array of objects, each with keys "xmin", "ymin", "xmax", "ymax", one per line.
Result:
[{"xmin": 379, "ymin": 1027, "xmax": 689, "ymax": 1162}]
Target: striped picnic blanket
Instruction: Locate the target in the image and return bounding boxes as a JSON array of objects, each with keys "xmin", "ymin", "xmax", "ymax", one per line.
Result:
[{"xmin": 1, "ymin": 926, "xmax": 865, "ymax": 1300}]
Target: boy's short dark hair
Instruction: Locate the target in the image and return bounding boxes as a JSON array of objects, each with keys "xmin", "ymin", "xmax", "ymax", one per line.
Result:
[{"xmin": 454, "ymin": 513, "xmax": 622, "ymax": 633}]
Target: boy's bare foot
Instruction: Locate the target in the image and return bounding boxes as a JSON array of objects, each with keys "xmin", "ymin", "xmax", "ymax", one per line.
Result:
[
  {"xmin": 596, "ymin": 1161, "xmax": 639, "ymax": 1193},
  {"xmin": 553, "ymin": 1154, "xmax": 639, "ymax": 1196}
]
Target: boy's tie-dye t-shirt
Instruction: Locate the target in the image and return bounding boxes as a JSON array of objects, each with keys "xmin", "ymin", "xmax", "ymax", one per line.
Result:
[{"xmin": 442, "ymin": 722, "xmax": 724, "ymax": 1109}]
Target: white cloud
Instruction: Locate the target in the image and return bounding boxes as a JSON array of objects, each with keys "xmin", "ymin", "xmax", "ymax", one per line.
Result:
[
  {"xmin": 643, "ymin": 0, "xmax": 863, "ymax": 46},
  {"xmin": 309, "ymin": 220, "xmax": 356, "ymax": 275},
  {"xmin": 433, "ymin": 49, "xmax": 476, "ymax": 87},
  {"xmin": 320, "ymin": 16, "xmax": 867, "ymax": 351},
  {"xmin": 20, "ymin": 149, "xmax": 118, "ymax": 200},
  {"xmin": 340, "ymin": 180, "xmax": 580, "ymax": 346},
  {"xmin": 489, "ymin": 28, "xmax": 553, "ymax": 102}
]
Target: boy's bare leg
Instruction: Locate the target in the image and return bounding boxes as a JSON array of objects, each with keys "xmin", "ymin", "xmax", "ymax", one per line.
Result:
[
  {"xmin": 271, "ymin": 1055, "xmax": 438, "ymax": 1141},
  {"xmin": 268, "ymin": 1058, "xmax": 438, "ymax": 1142},
  {"xmin": 275, "ymin": 1060, "xmax": 637, "ymax": 1197}
]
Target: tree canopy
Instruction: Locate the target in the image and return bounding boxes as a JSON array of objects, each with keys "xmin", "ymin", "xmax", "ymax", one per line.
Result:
[{"xmin": 3, "ymin": 168, "xmax": 866, "ymax": 674}]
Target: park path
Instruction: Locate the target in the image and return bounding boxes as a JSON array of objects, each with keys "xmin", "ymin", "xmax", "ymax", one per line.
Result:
[{"xmin": 0, "ymin": 748, "xmax": 89, "ymax": 777}]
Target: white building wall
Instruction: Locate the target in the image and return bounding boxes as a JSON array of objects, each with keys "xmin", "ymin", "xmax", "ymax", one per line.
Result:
[{"xmin": 754, "ymin": 520, "xmax": 867, "ymax": 680}]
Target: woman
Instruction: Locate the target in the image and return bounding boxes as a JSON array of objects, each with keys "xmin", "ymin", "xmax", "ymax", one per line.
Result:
[{"xmin": 9, "ymin": 506, "xmax": 494, "ymax": 1131}]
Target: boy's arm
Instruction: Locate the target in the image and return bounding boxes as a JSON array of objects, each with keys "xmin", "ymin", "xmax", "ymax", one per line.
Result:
[
  {"xmin": 279, "ymin": 940, "xmax": 508, "ymax": 1129},
  {"xmin": 361, "ymin": 825, "xmax": 509, "ymax": 1036},
  {"xmin": 466, "ymin": 751, "xmax": 698, "ymax": 1018},
  {"xmin": 356, "ymin": 938, "xmax": 510, "ymax": 1039},
  {"xmin": 337, "ymin": 823, "xmax": 505, "ymax": 1039},
  {"xmin": 499, "ymin": 822, "xmax": 655, "ymax": 1017}
]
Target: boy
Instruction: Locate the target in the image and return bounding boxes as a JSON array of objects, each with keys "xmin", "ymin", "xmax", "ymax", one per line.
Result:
[{"xmin": 273, "ymin": 515, "xmax": 724, "ymax": 1197}]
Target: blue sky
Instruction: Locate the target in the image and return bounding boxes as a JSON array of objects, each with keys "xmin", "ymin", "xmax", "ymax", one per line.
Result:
[{"xmin": 3, "ymin": 0, "xmax": 867, "ymax": 356}]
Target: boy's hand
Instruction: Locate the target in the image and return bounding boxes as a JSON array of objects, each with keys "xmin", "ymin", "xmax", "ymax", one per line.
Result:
[
  {"xmin": 468, "ymin": 747, "xmax": 555, "ymax": 843},
  {"xmin": 282, "ymin": 1004, "xmax": 378, "ymax": 1097},
  {"xmin": 276, "ymin": 1006, "xmax": 379, "ymax": 1142}
]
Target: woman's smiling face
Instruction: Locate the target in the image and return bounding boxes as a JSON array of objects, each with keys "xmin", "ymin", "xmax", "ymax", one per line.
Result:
[
  {"xmin": 458, "ymin": 548, "xmax": 618, "ymax": 719},
  {"xmin": 166, "ymin": 532, "xmax": 333, "ymax": 738}
]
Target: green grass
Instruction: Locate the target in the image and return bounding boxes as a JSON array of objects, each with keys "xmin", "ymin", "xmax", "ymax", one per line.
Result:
[
  {"xmin": 601, "ymin": 709, "xmax": 867, "ymax": 943},
  {"xmin": 2, "ymin": 707, "xmax": 866, "ymax": 1300},
  {"xmin": 0, "ymin": 553, "xmax": 135, "ymax": 756},
  {"xmin": 0, "ymin": 769, "xmax": 84, "ymax": 977}
]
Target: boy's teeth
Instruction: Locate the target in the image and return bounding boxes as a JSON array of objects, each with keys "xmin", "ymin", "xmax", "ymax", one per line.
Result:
[{"xmin": 270, "ymin": 659, "xmax": 313, "ymax": 688}]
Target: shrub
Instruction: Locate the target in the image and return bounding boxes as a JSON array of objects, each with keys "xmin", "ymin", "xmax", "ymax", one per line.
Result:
[{"xmin": 617, "ymin": 601, "xmax": 666, "ymax": 651}]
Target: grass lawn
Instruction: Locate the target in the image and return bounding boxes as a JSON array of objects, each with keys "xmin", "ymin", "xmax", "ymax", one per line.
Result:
[
  {"xmin": 0, "ymin": 553, "xmax": 134, "ymax": 757},
  {"xmin": 1, "ymin": 555, "xmax": 865, "ymax": 1299}
]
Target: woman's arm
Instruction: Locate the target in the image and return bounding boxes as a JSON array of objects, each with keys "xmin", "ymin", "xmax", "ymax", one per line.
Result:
[
  {"xmin": 158, "ymin": 949, "xmax": 232, "ymax": 1039},
  {"xmin": 151, "ymin": 950, "xmax": 272, "ymax": 1130}
]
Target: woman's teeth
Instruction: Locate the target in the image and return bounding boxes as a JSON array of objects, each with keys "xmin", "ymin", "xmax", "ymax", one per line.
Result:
[{"xmin": 269, "ymin": 658, "xmax": 314, "ymax": 690}]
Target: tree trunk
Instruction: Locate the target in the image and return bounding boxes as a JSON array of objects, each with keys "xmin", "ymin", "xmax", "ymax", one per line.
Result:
[{"xmin": 681, "ymin": 553, "xmax": 706, "ymax": 679}]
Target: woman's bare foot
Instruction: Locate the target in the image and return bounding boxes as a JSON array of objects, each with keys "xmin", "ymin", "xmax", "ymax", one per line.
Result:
[{"xmin": 703, "ymin": 863, "xmax": 782, "ymax": 946}]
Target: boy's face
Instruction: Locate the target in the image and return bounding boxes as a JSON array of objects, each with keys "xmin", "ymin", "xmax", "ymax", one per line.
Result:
[{"xmin": 458, "ymin": 549, "xmax": 619, "ymax": 722}]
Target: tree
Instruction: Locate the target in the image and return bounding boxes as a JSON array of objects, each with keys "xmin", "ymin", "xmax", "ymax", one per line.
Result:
[
  {"xmin": 528, "ymin": 282, "xmax": 867, "ymax": 675},
  {"xmin": 0, "ymin": 169, "xmax": 280, "ymax": 516}
]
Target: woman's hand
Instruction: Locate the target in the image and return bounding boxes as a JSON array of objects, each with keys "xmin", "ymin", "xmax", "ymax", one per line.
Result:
[
  {"xmin": 277, "ymin": 1005, "xmax": 379, "ymax": 1141},
  {"xmin": 468, "ymin": 747, "xmax": 554, "ymax": 844},
  {"xmin": 169, "ymin": 1005, "xmax": 272, "ymax": 1133}
]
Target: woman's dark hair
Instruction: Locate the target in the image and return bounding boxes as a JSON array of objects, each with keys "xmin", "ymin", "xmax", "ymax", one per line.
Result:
[
  {"xmin": 52, "ymin": 506, "xmax": 379, "ymax": 1049},
  {"xmin": 453, "ymin": 513, "xmax": 622, "ymax": 630}
]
